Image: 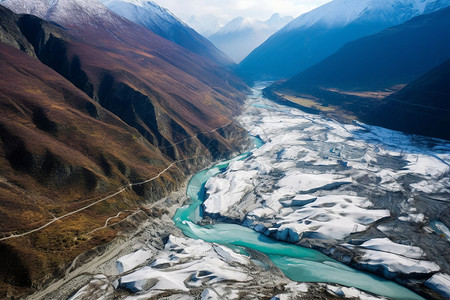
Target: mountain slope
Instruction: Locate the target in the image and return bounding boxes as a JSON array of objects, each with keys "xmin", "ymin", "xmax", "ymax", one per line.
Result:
[
  {"xmin": 0, "ymin": 8, "xmax": 180, "ymax": 295},
  {"xmin": 0, "ymin": 0, "xmax": 248, "ymax": 158},
  {"xmin": 0, "ymin": 1, "xmax": 249, "ymax": 297},
  {"xmin": 101, "ymin": 0, "xmax": 233, "ymax": 66},
  {"xmin": 361, "ymin": 59, "xmax": 450, "ymax": 140},
  {"xmin": 209, "ymin": 14, "xmax": 292, "ymax": 63},
  {"xmin": 238, "ymin": 0, "xmax": 450, "ymax": 80},
  {"xmin": 275, "ymin": 7, "xmax": 450, "ymax": 95},
  {"xmin": 268, "ymin": 7, "xmax": 450, "ymax": 140}
]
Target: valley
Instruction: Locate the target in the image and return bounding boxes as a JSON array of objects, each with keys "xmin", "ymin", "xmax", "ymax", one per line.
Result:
[
  {"xmin": 1, "ymin": 0, "xmax": 450, "ymax": 299},
  {"xmin": 61, "ymin": 84, "xmax": 450, "ymax": 300}
]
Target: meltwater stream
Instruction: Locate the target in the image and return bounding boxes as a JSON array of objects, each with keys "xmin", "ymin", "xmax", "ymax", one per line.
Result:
[{"xmin": 173, "ymin": 145, "xmax": 423, "ymax": 299}]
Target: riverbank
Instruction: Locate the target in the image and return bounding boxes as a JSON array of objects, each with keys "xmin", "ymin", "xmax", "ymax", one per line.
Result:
[
  {"xmin": 15, "ymin": 125, "xmax": 252, "ymax": 299},
  {"xmin": 38, "ymin": 169, "xmax": 384, "ymax": 300}
]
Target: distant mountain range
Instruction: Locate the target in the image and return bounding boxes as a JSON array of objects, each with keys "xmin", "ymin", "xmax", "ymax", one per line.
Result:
[
  {"xmin": 209, "ymin": 14, "xmax": 293, "ymax": 63},
  {"xmin": 186, "ymin": 14, "xmax": 227, "ymax": 38},
  {"xmin": 239, "ymin": 0, "xmax": 450, "ymax": 80},
  {"xmin": 278, "ymin": 6, "xmax": 450, "ymax": 93},
  {"xmin": 0, "ymin": 0, "xmax": 248, "ymax": 297},
  {"xmin": 101, "ymin": 0, "xmax": 233, "ymax": 66}
]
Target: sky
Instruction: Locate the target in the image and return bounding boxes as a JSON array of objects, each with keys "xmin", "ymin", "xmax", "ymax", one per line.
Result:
[{"xmin": 151, "ymin": 0, "xmax": 332, "ymax": 22}]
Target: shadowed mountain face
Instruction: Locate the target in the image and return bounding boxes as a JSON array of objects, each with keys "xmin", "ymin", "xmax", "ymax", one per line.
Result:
[
  {"xmin": 0, "ymin": 2, "xmax": 248, "ymax": 297},
  {"xmin": 0, "ymin": 0, "xmax": 248, "ymax": 157},
  {"xmin": 278, "ymin": 6, "xmax": 450, "ymax": 93},
  {"xmin": 101, "ymin": 0, "xmax": 234, "ymax": 66},
  {"xmin": 0, "ymin": 33, "xmax": 176, "ymax": 298},
  {"xmin": 361, "ymin": 59, "xmax": 450, "ymax": 140},
  {"xmin": 267, "ymin": 7, "xmax": 450, "ymax": 140},
  {"xmin": 238, "ymin": 0, "xmax": 450, "ymax": 81}
]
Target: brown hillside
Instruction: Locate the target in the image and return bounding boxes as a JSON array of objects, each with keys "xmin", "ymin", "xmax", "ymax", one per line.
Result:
[{"xmin": 0, "ymin": 3, "xmax": 249, "ymax": 298}]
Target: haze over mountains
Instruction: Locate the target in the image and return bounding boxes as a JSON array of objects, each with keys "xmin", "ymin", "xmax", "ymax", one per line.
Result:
[
  {"xmin": 208, "ymin": 14, "xmax": 293, "ymax": 63},
  {"xmin": 186, "ymin": 14, "xmax": 227, "ymax": 38},
  {"xmin": 238, "ymin": 0, "xmax": 450, "ymax": 80}
]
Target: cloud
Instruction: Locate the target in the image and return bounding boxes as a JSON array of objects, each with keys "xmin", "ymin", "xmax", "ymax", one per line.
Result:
[{"xmin": 153, "ymin": 0, "xmax": 332, "ymax": 21}]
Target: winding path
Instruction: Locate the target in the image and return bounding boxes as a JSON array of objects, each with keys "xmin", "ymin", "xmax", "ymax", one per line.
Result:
[{"xmin": 0, "ymin": 121, "xmax": 234, "ymax": 242}]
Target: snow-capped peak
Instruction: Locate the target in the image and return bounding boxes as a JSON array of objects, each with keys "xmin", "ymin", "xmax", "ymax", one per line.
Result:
[
  {"xmin": 186, "ymin": 14, "xmax": 227, "ymax": 37},
  {"xmin": 265, "ymin": 13, "xmax": 294, "ymax": 28},
  {"xmin": 0, "ymin": 0, "xmax": 118, "ymax": 26},
  {"xmin": 217, "ymin": 17, "xmax": 263, "ymax": 35},
  {"xmin": 281, "ymin": 0, "xmax": 450, "ymax": 32},
  {"xmin": 208, "ymin": 13, "xmax": 293, "ymax": 63},
  {"xmin": 101, "ymin": 0, "xmax": 182, "ymax": 25},
  {"xmin": 214, "ymin": 14, "xmax": 292, "ymax": 36}
]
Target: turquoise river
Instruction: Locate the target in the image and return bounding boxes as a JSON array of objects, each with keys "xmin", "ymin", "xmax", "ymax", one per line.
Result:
[{"xmin": 173, "ymin": 141, "xmax": 424, "ymax": 300}]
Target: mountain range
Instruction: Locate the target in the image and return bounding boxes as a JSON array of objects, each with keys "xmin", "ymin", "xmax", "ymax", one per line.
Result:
[
  {"xmin": 209, "ymin": 14, "xmax": 293, "ymax": 63},
  {"xmin": 186, "ymin": 14, "xmax": 227, "ymax": 38},
  {"xmin": 267, "ymin": 6, "xmax": 450, "ymax": 140},
  {"xmin": 0, "ymin": 0, "xmax": 248, "ymax": 297},
  {"xmin": 277, "ymin": 6, "xmax": 450, "ymax": 93},
  {"xmin": 101, "ymin": 0, "xmax": 233, "ymax": 66},
  {"xmin": 238, "ymin": 0, "xmax": 450, "ymax": 80}
]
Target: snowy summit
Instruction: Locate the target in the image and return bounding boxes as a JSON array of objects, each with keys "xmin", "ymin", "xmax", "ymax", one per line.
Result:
[{"xmin": 282, "ymin": 0, "xmax": 450, "ymax": 32}]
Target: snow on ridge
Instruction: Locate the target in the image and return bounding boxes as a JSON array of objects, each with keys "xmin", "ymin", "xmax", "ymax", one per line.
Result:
[
  {"xmin": 0, "ymin": 0, "xmax": 119, "ymax": 26},
  {"xmin": 102, "ymin": 0, "xmax": 182, "ymax": 25},
  {"xmin": 280, "ymin": 0, "xmax": 450, "ymax": 33}
]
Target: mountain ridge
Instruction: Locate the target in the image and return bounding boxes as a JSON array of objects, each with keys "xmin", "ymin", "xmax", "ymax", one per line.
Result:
[
  {"xmin": 238, "ymin": 0, "xmax": 450, "ymax": 80},
  {"xmin": 267, "ymin": 6, "xmax": 450, "ymax": 140},
  {"xmin": 361, "ymin": 59, "xmax": 450, "ymax": 140},
  {"xmin": 101, "ymin": 0, "xmax": 234, "ymax": 66},
  {"xmin": 277, "ymin": 6, "xmax": 450, "ymax": 94},
  {"xmin": 0, "ymin": 2, "xmax": 249, "ymax": 297}
]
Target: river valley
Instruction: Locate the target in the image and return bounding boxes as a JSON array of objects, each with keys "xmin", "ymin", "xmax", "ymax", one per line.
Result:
[{"xmin": 61, "ymin": 83, "xmax": 450, "ymax": 300}]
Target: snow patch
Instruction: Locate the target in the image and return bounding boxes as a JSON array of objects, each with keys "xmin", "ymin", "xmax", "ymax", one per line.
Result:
[
  {"xmin": 359, "ymin": 238, "xmax": 424, "ymax": 259},
  {"xmin": 118, "ymin": 236, "xmax": 249, "ymax": 294},
  {"xmin": 425, "ymin": 273, "xmax": 450, "ymax": 298},
  {"xmin": 116, "ymin": 249, "xmax": 152, "ymax": 273}
]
